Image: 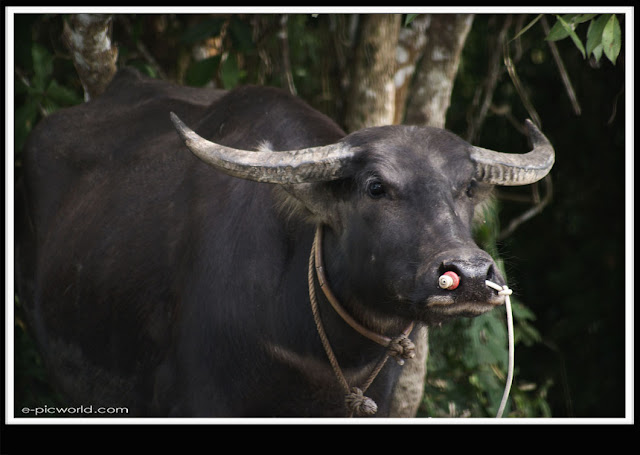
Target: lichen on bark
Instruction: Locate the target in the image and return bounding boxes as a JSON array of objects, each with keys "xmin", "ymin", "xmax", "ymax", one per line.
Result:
[
  {"xmin": 63, "ymin": 14, "xmax": 118, "ymax": 101},
  {"xmin": 404, "ymin": 14, "xmax": 474, "ymax": 128},
  {"xmin": 344, "ymin": 14, "xmax": 401, "ymax": 132}
]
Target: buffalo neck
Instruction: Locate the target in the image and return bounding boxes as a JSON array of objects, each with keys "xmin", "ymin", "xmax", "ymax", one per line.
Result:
[{"xmin": 306, "ymin": 224, "xmax": 413, "ymax": 368}]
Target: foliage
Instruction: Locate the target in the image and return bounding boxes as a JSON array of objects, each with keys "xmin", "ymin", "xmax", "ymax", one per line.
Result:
[
  {"xmin": 456, "ymin": 13, "xmax": 625, "ymax": 418},
  {"xmin": 421, "ymin": 312, "xmax": 553, "ymax": 418},
  {"xmin": 418, "ymin": 199, "xmax": 552, "ymax": 418},
  {"xmin": 14, "ymin": 15, "xmax": 84, "ymax": 166},
  {"xmin": 404, "ymin": 14, "xmax": 420, "ymax": 27},
  {"xmin": 14, "ymin": 297, "xmax": 65, "ymax": 416},
  {"xmin": 521, "ymin": 14, "xmax": 622, "ymax": 64},
  {"xmin": 422, "ymin": 12, "xmax": 625, "ymax": 418}
]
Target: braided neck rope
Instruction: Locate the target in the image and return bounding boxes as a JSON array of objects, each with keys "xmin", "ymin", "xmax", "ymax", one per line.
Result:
[{"xmin": 308, "ymin": 226, "xmax": 415, "ymax": 417}]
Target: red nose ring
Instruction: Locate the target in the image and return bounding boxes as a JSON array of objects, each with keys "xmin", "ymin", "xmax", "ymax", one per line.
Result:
[{"xmin": 438, "ymin": 271, "xmax": 460, "ymax": 290}]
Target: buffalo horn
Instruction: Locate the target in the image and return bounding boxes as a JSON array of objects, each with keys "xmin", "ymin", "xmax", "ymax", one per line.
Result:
[
  {"xmin": 170, "ymin": 112, "xmax": 355, "ymax": 184},
  {"xmin": 470, "ymin": 120, "xmax": 555, "ymax": 186}
]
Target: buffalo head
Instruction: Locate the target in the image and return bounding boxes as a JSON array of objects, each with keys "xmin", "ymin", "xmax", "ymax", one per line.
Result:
[{"xmin": 171, "ymin": 113, "xmax": 553, "ymax": 327}]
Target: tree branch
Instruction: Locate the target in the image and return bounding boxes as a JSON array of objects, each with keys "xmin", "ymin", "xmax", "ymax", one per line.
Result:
[
  {"xmin": 503, "ymin": 31, "xmax": 541, "ymax": 127},
  {"xmin": 540, "ymin": 16, "xmax": 581, "ymax": 116},
  {"xmin": 465, "ymin": 15, "xmax": 512, "ymax": 143},
  {"xmin": 498, "ymin": 175, "xmax": 553, "ymax": 240},
  {"xmin": 279, "ymin": 15, "xmax": 297, "ymax": 96},
  {"xmin": 117, "ymin": 15, "xmax": 167, "ymax": 80}
]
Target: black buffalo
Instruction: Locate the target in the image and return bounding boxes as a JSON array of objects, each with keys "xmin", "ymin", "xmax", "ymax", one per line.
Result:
[{"xmin": 16, "ymin": 68, "xmax": 554, "ymax": 417}]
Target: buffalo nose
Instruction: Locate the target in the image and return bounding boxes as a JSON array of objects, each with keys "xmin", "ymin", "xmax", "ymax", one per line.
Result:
[{"xmin": 439, "ymin": 255, "xmax": 501, "ymax": 294}]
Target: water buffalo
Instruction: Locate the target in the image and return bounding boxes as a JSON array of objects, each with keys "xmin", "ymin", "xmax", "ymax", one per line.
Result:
[{"xmin": 15, "ymin": 67, "xmax": 554, "ymax": 417}]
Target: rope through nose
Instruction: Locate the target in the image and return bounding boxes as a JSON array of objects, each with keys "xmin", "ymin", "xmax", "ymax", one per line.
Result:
[{"xmin": 486, "ymin": 280, "xmax": 514, "ymax": 418}]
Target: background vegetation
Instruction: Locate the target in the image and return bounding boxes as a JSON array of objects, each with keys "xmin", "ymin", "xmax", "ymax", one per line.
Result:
[{"xmin": 12, "ymin": 11, "xmax": 628, "ymax": 419}]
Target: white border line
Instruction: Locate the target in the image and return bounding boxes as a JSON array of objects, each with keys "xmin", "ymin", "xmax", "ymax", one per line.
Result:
[{"xmin": 5, "ymin": 6, "xmax": 634, "ymax": 425}]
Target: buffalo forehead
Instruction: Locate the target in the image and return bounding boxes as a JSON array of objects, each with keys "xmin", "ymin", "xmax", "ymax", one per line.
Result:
[{"xmin": 347, "ymin": 125, "xmax": 474, "ymax": 182}]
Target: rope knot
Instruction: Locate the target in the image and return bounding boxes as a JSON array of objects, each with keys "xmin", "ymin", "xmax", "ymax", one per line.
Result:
[
  {"xmin": 387, "ymin": 334, "xmax": 416, "ymax": 365},
  {"xmin": 345, "ymin": 387, "xmax": 378, "ymax": 417},
  {"xmin": 498, "ymin": 286, "xmax": 513, "ymax": 296}
]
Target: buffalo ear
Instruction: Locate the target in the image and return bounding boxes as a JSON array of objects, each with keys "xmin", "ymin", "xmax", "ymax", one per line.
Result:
[{"xmin": 275, "ymin": 183, "xmax": 342, "ymax": 228}]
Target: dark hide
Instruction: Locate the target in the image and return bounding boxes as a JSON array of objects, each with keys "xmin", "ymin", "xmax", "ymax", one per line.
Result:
[{"xmin": 16, "ymin": 68, "xmax": 506, "ymax": 417}]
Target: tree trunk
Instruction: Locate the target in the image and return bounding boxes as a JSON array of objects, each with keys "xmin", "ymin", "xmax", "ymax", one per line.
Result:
[
  {"xmin": 390, "ymin": 14, "xmax": 474, "ymax": 417},
  {"xmin": 342, "ymin": 13, "xmax": 474, "ymax": 418},
  {"xmin": 63, "ymin": 14, "xmax": 118, "ymax": 101},
  {"xmin": 389, "ymin": 325, "xmax": 429, "ymax": 417},
  {"xmin": 404, "ymin": 14, "xmax": 474, "ymax": 128},
  {"xmin": 344, "ymin": 14, "xmax": 402, "ymax": 132},
  {"xmin": 393, "ymin": 14, "xmax": 431, "ymax": 124}
]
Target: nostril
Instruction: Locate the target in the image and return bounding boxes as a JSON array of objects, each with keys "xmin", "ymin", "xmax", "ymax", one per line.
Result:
[
  {"xmin": 438, "ymin": 255, "xmax": 499, "ymax": 290},
  {"xmin": 438, "ymin": 260, "xmax": 462, "ymax": 278},
  {"xmin": 486, "ymin": 263, "xmax": 496, "ymax": 282}
]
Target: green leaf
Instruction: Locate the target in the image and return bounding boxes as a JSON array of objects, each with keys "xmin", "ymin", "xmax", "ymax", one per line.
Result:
[
  {"xmin": 555, "ymin": 15, "xmax": 586, "ymax": 58},
  {"xmin": 127, "ymin": 60, "xmax": 160, "ymax": 79},
  {"xmin": 228, "ymin": 17, "xmax": 254, "ymax": 53},
  {"xmin": 515, "ymin": 320, "xmax": 542, "ymax": 346},
  {"xmin": 586, "ymin": 14, "xmax": 611, "ymax": 57},
  {"xmin": 31, "ymin": 44, "xmax": 53, "ymax": 90},
  {"xmin": 185, "ymin": 55, "xmax": 220, "ymax": 87},
  {"xmin": 602, "ymin": 15, "xmax": 621, "ymax": 64},
  {"xmin": 40, "ymin": 97, "xmax": 59, "ymax": 117},
  {"xmin": 15, "ymin": 101, "xmax": 39, "ymax": 132},
  {"xmin": 591, "ymin": 43, "xmax": 604, "ymax": 62},
  {"xmin": 511, "ymin": 14, "xmax": 543, "ymax": 42},
  {"xmin": 545, "ymin": 13, "xmax": 593, "ymax": 43},
  {"xmin": 586, "ymin": 15, "xmax": 606, "ymax": 57},
  {"xmin": 15, "ymin": 101, "xmax": 40, "ymax": 152},
  {"xmin": 180, "ymin": 17, "xmax": 224, "ymax": 44},
  {"xmin": 46, "ymin": 80, "xmax": 82, "ymax": 106},
  {"xmin": 558, "ymin": 13, "xmax": 579, "ymax": 24},
  {"xmin": 511, "ymin": 300, "xmax": 536, "ymax": 322},
  {"xmin": 220, "ymin": 53, "xmax": 241, "ymax": 89},
  {"xmin": 14, "ymin": 73, "xmax": 29, "ymax": 96},
  {"xmin": 571, "ymin": 13, "xmax": 598, "ymax": 24},
  {"xmin": 546, "ymin": 15, "xmax": 575, "ymax": 41},
  {"xmin": 404, "ymin": 14, "xmax": 419, "ymax": 27}
]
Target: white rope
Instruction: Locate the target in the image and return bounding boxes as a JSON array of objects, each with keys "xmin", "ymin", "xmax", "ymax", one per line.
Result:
[{"xmin": 486, "ymin": 279, "xmax": 514, "ymax": 418}]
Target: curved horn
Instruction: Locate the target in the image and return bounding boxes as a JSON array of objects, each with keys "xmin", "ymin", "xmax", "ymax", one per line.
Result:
[
  {"xmin": 470, "ymin": 119, "xmax": 555, "ymax": 186},
  {"xmin": 170, "ymin": 112, "xmax": 355, "ymax": 184}
]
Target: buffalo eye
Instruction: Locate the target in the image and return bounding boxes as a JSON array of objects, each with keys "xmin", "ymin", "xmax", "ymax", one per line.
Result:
[{"xmin": 367, "ymin": 180, "xmax": 386, "ymax": 199}]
